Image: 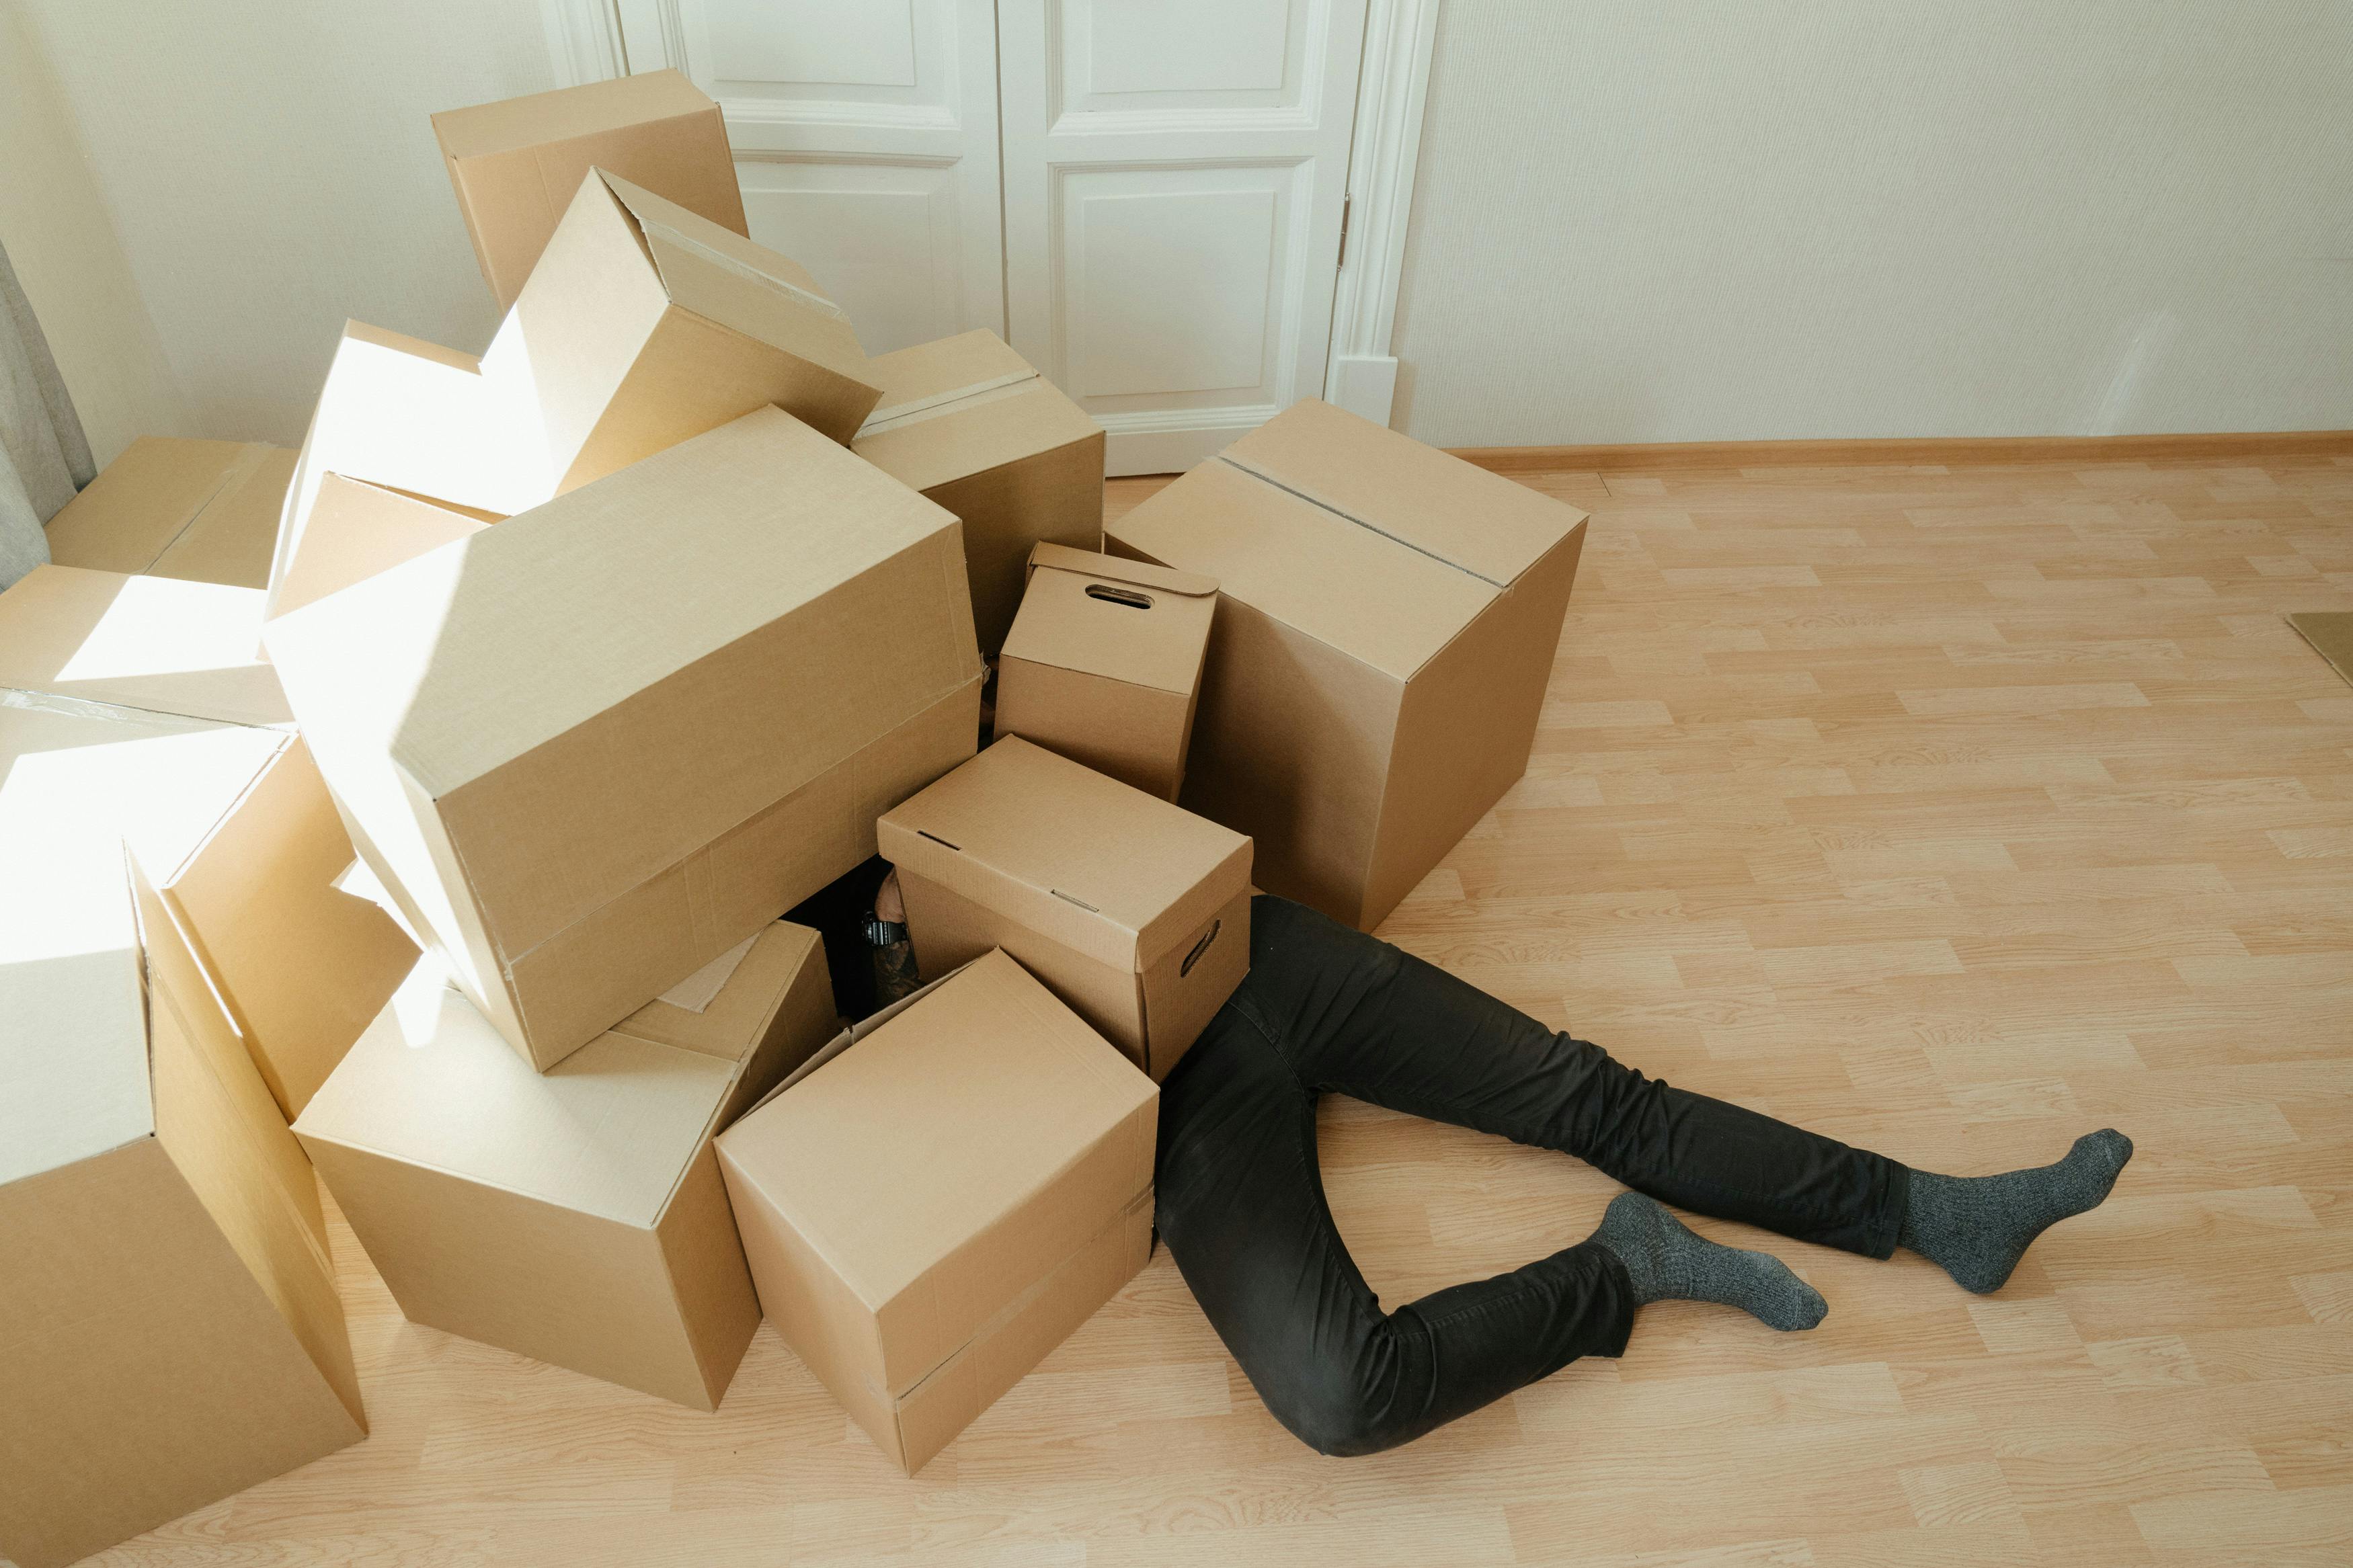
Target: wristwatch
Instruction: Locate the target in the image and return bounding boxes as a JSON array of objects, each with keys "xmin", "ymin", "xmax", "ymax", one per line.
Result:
[{"xmin": 863, "ymin": 916, "xmax": 908, "ymax": 947}]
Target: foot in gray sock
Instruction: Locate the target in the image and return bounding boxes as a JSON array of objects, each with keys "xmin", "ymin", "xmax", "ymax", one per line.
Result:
[
  {"xmin": 1593, "ymin": 1192, "xmax": 1827, "ymax": 1331},
  {"xmin": 1899, "ymin": 1128, "xmax": 2134, "ymax": 1294}
]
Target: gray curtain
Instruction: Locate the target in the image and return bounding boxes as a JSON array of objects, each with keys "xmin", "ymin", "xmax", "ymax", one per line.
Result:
[{"xmin": 0, "ymin": 237, "xmax": 93, "ymax": 587}]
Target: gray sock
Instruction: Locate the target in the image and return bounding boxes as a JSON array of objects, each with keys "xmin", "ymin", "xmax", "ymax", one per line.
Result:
[
  {"xmin": 1899, "ymin": 1128, "xmax": 2134, "ymax": 1294},
  {"xmin": 1592, "ymin": 1192, "xmax": 1827, "ymax": 1331}
]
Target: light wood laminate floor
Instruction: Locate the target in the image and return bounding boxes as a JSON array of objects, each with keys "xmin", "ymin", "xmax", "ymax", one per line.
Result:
[{"xmin": 83, "ymin": 450, "xmax": 2353, "ymax": 1567}]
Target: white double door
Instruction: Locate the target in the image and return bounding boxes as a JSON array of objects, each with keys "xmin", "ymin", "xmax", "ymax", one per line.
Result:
[{"xmin": 613, "ymin": 0, "xmax": 1368, "ymax": 473}]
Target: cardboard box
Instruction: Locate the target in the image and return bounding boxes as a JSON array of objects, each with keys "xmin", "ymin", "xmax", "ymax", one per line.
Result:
[
  {"xmin": 853, "ymin": 330, "xmax": 1104, "ymax": 653},
  {"xmin": 265, "ymin": 169, "xmax": 879, "ymax": 621},
  {"xmin": 0, "ymin": 570, "xmax": 418, "ymax": 1117},
  {"xmin": 717, "ymin": 950, "xmax": 1156, "ymax": 1473},
  {"xmin": 879, "ymin": 737, "xmax": 1250, "ymax": 1079},
  {"xmin": 266, "ymin": 406, "xmax": 983, "ymax": 1073},
  {"xmin": 994, "ymin": 542, "xmax": 1216, "ymax": 799},
  {"xmin": 434, "ymin": 69, "xmax": 749, "ymax": 313},
  {"xmin": 1105, "ymin": 399, "xmax": 1589, "ymax": 931},
  {"xmin": 294, "ymin": 920, "xmax": 835, "ymax": 1410},
  {"xmin": 42, "ymin": 436, "xmax": 295, "ymax": 589},
  {"xmin": 0, "ymin": 712, "xmax": 366, "ymax": 1568}
]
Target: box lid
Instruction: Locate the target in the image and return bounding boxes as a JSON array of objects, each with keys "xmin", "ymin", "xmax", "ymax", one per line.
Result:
[
  {"xmin": 599, "ymin": 170, "xmax": 869, "ymax": 387},
  {"xmin": 0, "ymin": 565, "xmax": 292, "ymax": 727},
  {"xmin": 272, "ymin": 475, "xmax": 493, "ymax": 621},
  {"xmin": 1108, "ymin": 400, "xmax": 1588, "ymax": 682},
  {"xmin": 1000, "ymin": 544, "xmax": 1215, "ymax": 697},
  {"xmin": 294, "ymin": 926, "xmax": 814, "ymax": 1229},
  {"xmin": 42, "ymin": 437, "xmax": 279, "ymax": 577},
  {"xmin": 0, "ymin": 701, "xmax": 286, "ymax": 1187},
  {"xmin": 713, "ymin": 949, "xmax": 1155, "ymax": 1355},
  {"xmin": 877, "ymin": 736, "xmax": 1251, "ymax": 971},
  {"xmin": 852, "ymin": 332, "xmax": 1101, "ymax": 493},
  {"xmin": 148, "ymin": 446, "xmax": 298, "ymax": 590},
  {"xmin": 431, "ymin": 68, "xmax": 718, "ymax": 161},
  {"xmin": 265, "ymin": 405, "xmax": 963, "ymax": 803}
]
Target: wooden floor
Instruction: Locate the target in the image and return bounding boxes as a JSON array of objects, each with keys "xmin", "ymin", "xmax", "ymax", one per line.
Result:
[{"xmin": 89, "ymin": 450, "xmax": 2353, "ymax": 1567}]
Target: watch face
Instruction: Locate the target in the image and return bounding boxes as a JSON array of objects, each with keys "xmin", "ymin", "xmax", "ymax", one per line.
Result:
[{"xmin": 865, "ymin": 917, "xmax": 908, "ymax": 947}]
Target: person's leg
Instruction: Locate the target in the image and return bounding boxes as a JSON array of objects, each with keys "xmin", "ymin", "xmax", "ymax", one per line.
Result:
[
  {"xmin": 1156, "ymin": 1003, "xmax": 1821, "ymax": 1457},
  {"xmin": 1236, "ymin": 897, "xmax": 1910, "ymax": 1257}
]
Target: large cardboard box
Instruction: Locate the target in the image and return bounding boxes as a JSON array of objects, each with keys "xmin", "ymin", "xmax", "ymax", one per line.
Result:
[
  {"xmin": 43, "ymin": 436, "xmax": 295, "ymax": 589},
  {"xmin": 853, "ymin": 330, "xmax": 1103, "ymax": 653},
  {"xmin": 294, "ymin": 921, "xmax": 835, "ymax": 1410},
  {"xmin": 266, "ymin": 406, "xmax": 984, "ymax": 1073},
  {"xmin": 994, "ymin": 542, "xmax": 1216, "ymax": 799},
  {"xmin": 0, "ymin": 569, "xmax": 417, "ymax": 1117},
  {"xmin": 0, "ymin": 711, "xmax": 366, "ymax": 1568},
  {"xmin": 434, "ymin": 69, "xmax": 749, "ymax": 312},
  {"xmin": 717, "ymin": 950, "xmax": 1156, "ymax": 1473},
  {"xmin": 265, "ymin": 169, "xmax": 879, "ymax": 620},
  {"xmin": 1105, "ymin": 399, "xmax": 1589, "ymax": 931},
  {"xmin": 879, "ymin": 737, "xmax": 1250, "ymax": 1081}
]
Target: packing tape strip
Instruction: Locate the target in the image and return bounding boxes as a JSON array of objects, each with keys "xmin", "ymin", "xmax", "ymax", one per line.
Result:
[
  {"xmin": 0, "ymin": 684, "xmax": 289, "ymax": 735},
  {"xmin": 635, "ymin": 216, "xmax": 855, "ymax": 326},
  {"xmin": 857, "ymin": 370, "xmax": 1041, "ymax": 438}
]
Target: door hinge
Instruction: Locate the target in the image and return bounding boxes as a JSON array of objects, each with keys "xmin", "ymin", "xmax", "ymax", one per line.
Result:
[{"xmin": 1337, "ymin": 194, "xmax": 1352, "ymax": 272}]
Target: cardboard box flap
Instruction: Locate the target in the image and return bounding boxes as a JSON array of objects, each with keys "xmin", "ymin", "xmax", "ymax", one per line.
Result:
[
  {"xmin": 599, "ymin": 171, "xmax": 873, "ymax": 385},
  {"xmin": 274, "ymin": 476, "xmax": 493, "ymax": 621},
  {"xmin": 1026, "ymin": 542, "xmax": 1215, "ymax": 600},
  {"xmin": 863, "ymin": 329, "xmax": 1035, "ymax": 419},
  {"xmin": 715, "ymin": 950, "xmax": 1154, "ymax": 1327},
  {"xmin": 1220, "ymin": 399, "xmax": 1587, "ymax": 590},
  {"xmin": 268, "ymin": 407, "xmax": 967, "ymax": 802},
  {"xmin": 149, "ymin": 446, "xmax": 298, "ymax": 590},
  {"xmin": 877, "ymin": 737, "xmax": 1252, "ymax": 971},
  {"xmin": 42, "ymin": 437, "xmax": 276, "ymax": 577},
  {"xmin": 432, "ymin": 68, "xmax": 719, "ymax": 161},
  {"xmin": 0, "ymin": 566, "xmax": 292, "ymax": 728},
  {"xmin": 294, "ymin": 959, "xmax": 739, "ymax": 1229},
  {"xmin": 1109, "ymin": 456, "xmax": 1498, "ymax": 682},
  {"xmin": 611, "ymin": 919, "xmax": 826, "ymax": 1061}
]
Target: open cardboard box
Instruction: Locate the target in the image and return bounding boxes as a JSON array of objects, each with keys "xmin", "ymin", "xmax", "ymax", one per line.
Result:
[
  {"xmin": 294, "ymin": 921, "xmax": 836, "ymax": 1409},
  {"xmin": 879, "ymin": 736, "xmax": 1250, "ymax": 1081},
  {"xmin": 994, "ymin": 542, "xmax": 1216, "ymax": 800},
  {"xmin": 1106, "ymin": 398, "xmax": 1589, "ymax": 931},
  {"xmin": 0, "ymin": 710, "xmax": 368, "ymax": 1568},
  {"xmin": 0, "ymin": 567, "xmax": 417, "ymax": 1117},
  {"xmin": 434, "ymin": 69, "xmax": 748, "ymax": 312},
  {"xmin": 266, "ymin": 406, "xmax": 983, "ymax": 1073},
  {"xmin": 717, "ymin": 949, "xmax": 1156, "ymax": 1474},
  {"xmin": 266, "ymin": 167, "xmax": 878, "ymax": 622},
  {"xmin": 852, "ymin": 330, "xmax": 1105, "ymax": 653}
]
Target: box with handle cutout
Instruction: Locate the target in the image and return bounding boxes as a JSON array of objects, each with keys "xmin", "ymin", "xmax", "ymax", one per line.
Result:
[
  {"xmin": 877, "ymin": 736, "xmax": 1251, "ymax": 1081},
  {"xmin": 994, "ymin": 543, "xmax": 1217, "ymax": 801}
]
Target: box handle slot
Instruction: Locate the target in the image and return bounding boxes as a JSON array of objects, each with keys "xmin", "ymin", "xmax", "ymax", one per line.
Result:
[
  {"xmin": 916, "ymin": 830, "xmax": 962, "ymax": 852},
  {"xmin": 1180, "ymin": 919, "xmax": 1222, "ymax": 977},
  {"xmin": 1051, "ymin": 889, "xmax": 1101, "ymax": 913},
  {"xmin": 1085, "ymin": 584, "xmax": 1154, "ymax": 611}
]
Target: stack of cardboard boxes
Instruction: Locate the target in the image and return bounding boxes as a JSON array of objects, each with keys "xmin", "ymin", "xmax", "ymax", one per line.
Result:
[{"xmin": 2, "ymin": 67, "xmax": 1587, "ymax": 1566}]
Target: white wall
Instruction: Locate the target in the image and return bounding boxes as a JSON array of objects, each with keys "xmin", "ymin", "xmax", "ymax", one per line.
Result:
[
  {"xmin": 15, "ymin": 0, "xmax": 557, "ymax": 445},
  {"xmin": 0, "ymin": 5, "xmax": 188, "ymax": 466},
  {"xmin": 1390, "ymin": 1, "xmax": 2353, "ymax": 448}
]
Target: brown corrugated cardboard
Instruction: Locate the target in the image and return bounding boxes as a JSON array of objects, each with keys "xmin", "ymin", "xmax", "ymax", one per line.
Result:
[
  {"xmin": 0, "ymin": 565, "xmax": 290, "ymax": 727},
  {"xmin": 879, "ymin": 737, "xmax": 1250, "ymax": 1079},
  {"xmin": 42, "ymin": 436, "xmax": 294, "ymax": 589},
  {"xmin": 266, "ymin": 405, "xmax": 982, "ymax": 1073},
  {"xmin": 264, "ymin": 172, "xmax": 880, "ymax": 622},
  {"xmin": 994, "ymin": 542, "xmax": 1217, "ymax": 799},
  {"xmin": 433, "ymin": 69, "xmax": 749, "ymax": 312},
  {"xmin": 294, "ymin": 920, "xmax": 834, "ymax": 1410},
  {"xmin": 853, "ymin": 330, "xmax": 1104, "ymax": 652},
  {"xmin": 716, "ymin": 949, "xmax": 1157, "ymax": 1473},
  {"xmin": 0, "ymin": 579, "xmax": 418, "ymax": 1118},
  {"xmin": 2288, "ymin": 611, "xmax": 2353, "ymax": 688},
  {"xmin": 273, "ymin": 473, "xmax": 493, "ymax": 621},
  {"xmin": 0, "ymin": 716, "xmax": 365, "ymax": 1568},
  {"xmin": 1105, "ymin": 399, "xmax": 1589, "ymax": 931}
]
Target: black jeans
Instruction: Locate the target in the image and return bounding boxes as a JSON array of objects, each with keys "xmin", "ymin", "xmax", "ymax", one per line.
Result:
[{"xmin": 1155, "ymin": 896, "xmax": 1910, "ymax": 1456}]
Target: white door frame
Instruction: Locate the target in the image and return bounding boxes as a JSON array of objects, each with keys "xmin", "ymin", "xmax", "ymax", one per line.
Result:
[{"xmin": 538, "ymin": 0, "xmax": 1437, "ymax": 434}]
